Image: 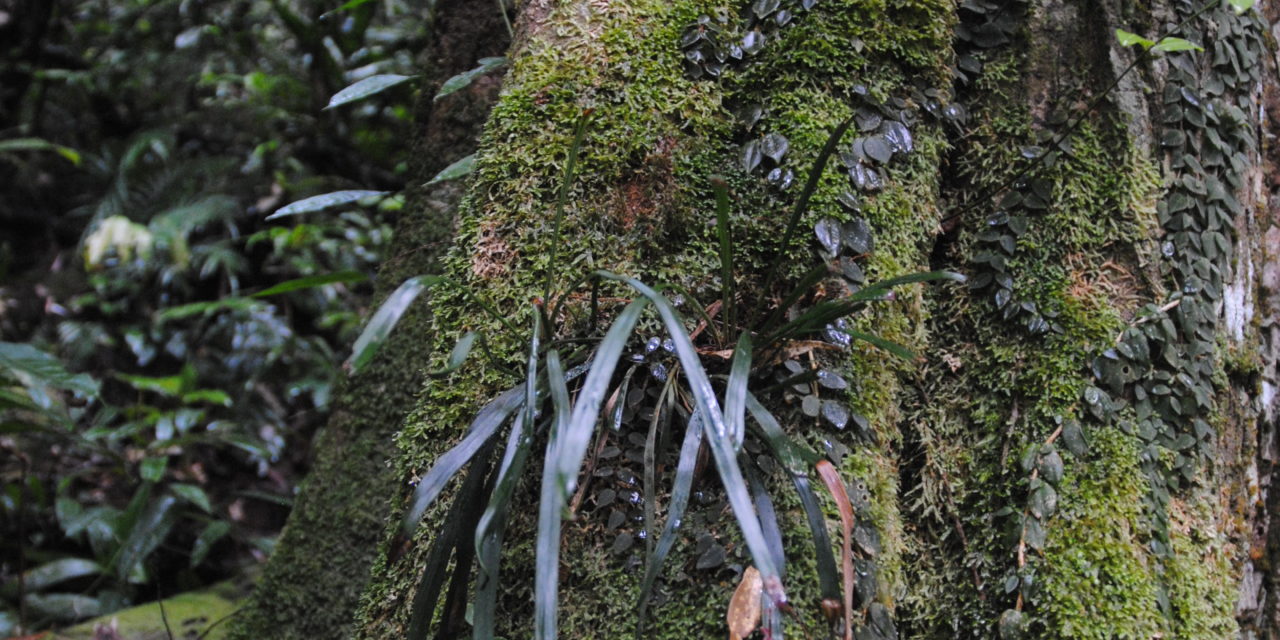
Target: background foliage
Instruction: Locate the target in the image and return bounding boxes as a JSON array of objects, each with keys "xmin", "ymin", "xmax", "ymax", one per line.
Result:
[{"xmin": 0, "ymin": 0, "xmax": 431, "ymax": 634}]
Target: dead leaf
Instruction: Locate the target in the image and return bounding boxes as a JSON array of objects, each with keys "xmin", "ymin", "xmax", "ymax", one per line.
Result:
[
  {"xmin": 817, "ymin": 460, "xmax": 856, "ymax": 640},
  {"xmin": 727, "ymin": 565, "xmax": 763, "ymax": 640}
]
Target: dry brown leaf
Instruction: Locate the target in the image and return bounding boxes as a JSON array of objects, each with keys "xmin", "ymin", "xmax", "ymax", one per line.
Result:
[
  {"xmin": 817, "ymin": 460, "xmax": 856, "ymax": 640},
  {"xmin": 727, "ymin": 565, "xmax": 763, "ymax": 640}
]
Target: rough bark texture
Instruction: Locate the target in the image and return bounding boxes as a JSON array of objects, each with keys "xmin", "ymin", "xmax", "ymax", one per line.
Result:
[{"xmin": 246, "ymin": 0, "xmax": 1280, "ymax": 638}]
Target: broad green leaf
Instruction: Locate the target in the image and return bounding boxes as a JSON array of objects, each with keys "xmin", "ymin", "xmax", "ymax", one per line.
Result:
[
  {"xmin": 1229, "ymin": 0, "xmax": 1255, "ymax": 13},
  {"xmin": 0, "ymin": 137, "xmax": 81, "ymax": 165},
  {"xmin": 267, "ymin": 190, "xmax": 389, "ymax": 220},
  {"xmin": 0, "ymin": 342, "xmax": 98, "ymax": 398},
  {"xmin": 22, "ymin": 593, "xmax": 102, "ymax": 622},
  {"xmin": 1151, "ymin": 37, "xmax": 1203, "ymax": 53},
  {"xmin": 9, "ymin": 558, "xmax": 101, "ymax": 595},
  {"xmin": 252, "ymin": 270, "xmax": 368, "ymax": 297},
  {"xmin": 425, "ymin": 154, "xmax": 476, "ymax": 185},
  {"xmin": 324, "ymin": 74, "xmax": 417, "ymax": 109},
  {"xmin": 170, "ymin": 483, "xmax": 213, "ymax": 513},
  {"xmin": 434, "ymin": 57, "xmax": 507, "ymax": 101},
  {"xmin": 140, "ymin": 456, "xmax": 167, "ymax": 482},
  {"xmin": 1115, "ymin": 28, "xmax": 1155, "ymax": 49},
  {"xmin": 348, "ymin": 275, "xmax": 444, "ymax": 374},
  {"xmin": 190, "ymin": 520, "xmax": 230, "ymax": 567},
  {"xmin": 116, "ymin": 495, "xmax": 178, "ymax": 582},
  {"xmin": 117, "ymin": 371, "xmax": 187, "ymax": 396}
]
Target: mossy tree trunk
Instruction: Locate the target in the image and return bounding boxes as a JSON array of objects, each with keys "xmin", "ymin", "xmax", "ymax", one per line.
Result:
[{"xmin": 235, "ymin": 0, "xmax": 1280, "ymax": 638}]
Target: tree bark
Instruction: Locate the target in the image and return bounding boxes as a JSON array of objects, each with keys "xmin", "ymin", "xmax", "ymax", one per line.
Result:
[{"xmin": 241, "ymin": 0, "xmax": 1280, "ymax": 638}]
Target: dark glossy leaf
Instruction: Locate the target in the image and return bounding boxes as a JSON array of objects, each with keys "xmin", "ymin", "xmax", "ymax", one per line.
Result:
[
  {"xmin": 1061, "ymin": 419, "xmax": 1088, "ymax": 456},
  {"xmin": 842, "ymin": 218, "xmax": 874, "ymax": 254},
  {"xmin": 752, "ymin": 0, "xmax": 781, "ymax": 18},
  {"xmin": 998, "ymin": 608, "xmax": 1025, "ymax": 639},
  {"xmin": 740, "ymin": 140, "xmax": 762, "ymax": 172},
  {"xmin": 760, "ymin": 132, "xmax": 789, "ymax": 163},
  {"xmin": 1038, "ymin": 448, "xmax": 1064, "ymax": 485},
  {"xmin": 116, "ymin": 494, "xmax": 178, "ymax": 581},
  {"xmin": 325, "ymin": 74, "xmax": 417, "ymax": 109},
  {"xmin": 742, "ymin": 30, "xmax": 766, "ymax": 55},
  {"xmin": 821, "ymin": 400, "xmax": 849, "ymax": 430},
  {"xmin": 863, "ymin": 136, "xmax": 892, "ymax": 163},
  {"xmin": 881, "ymin": 120, "xmax": 913, "ymax": 154},
  {"xmin": 815, "ymin": 217, "xmax": 842, "ymax": 255}
]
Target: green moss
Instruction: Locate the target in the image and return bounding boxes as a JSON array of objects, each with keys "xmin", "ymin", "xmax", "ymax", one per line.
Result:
[
  {"xmin": 1035, "ymin": 427, "xmax": 1163, "ymax": 639},
  {"xmin": 350, "ymin": 0, "xmax": 960, "ymax": 636}
]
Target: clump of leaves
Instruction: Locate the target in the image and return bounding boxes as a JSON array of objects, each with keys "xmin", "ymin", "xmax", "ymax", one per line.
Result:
[{"xmin": 359, "ymin": 118, "xmax": 962, "ymax": 640}]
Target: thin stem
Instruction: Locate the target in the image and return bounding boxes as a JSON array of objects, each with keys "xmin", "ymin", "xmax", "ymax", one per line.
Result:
[
  {"xmin": 543, "ymin": 112, "xmax": 592, "ymax": 305},
  {"xmin": 494, "ymin": 0, "xmax": 515, "ymax": 39}
]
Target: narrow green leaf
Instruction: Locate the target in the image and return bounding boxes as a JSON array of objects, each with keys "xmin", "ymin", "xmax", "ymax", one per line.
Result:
[
  {"xmin": 544, "ymin": 112, "xmax": 593, "ymax": 302},
  {"xmin": 744, "ymin": 457, "xmax": 785, "ymax": 573},
  {"xmin": 839, "ymin": 329, "xmax": 916, "ymax": 361},
  {"xmin": 435, "ymin": 57, "xmax": 507, "ymax": 101},
  {"xmin": 746, "ymin": 394, "xmax": 838, "ymax": 600},
  {"xmin": 401, "ymin": 386, "xmax": 522, "ymax": 535},
  {"xmin": 723, "ymin": 333, "xmax": 752, "ymax": 451},
  {"xmin": 1151, "ymin": 37, "xmax": 1203, "ymax": 53},
  {"xmin": 426, "ymin": 154, "xmax": 477, "ymax": 185},
  {"xmin": 0, "ymin": 137, "xmax": 81, "ymax": 165},
  {"xmin": 429, "ymin": 331, "xmax": 479, "ymax": 377},
  {"xmin": 536, "ymin": 300, "xmax": 649, "ymax": 640},
  {"xmin": 636, "ymin": 411, "xmax": 704, "ymax": 636},
  {"xmin": 601, "ymin": 272, "xmax": 787, "ymax": 608},
  {"xmin": 1228, "ymin": 0, "xmax": 1255, "ymax": 13},
  {"xmin": 267, "ymin": 190, "xmax": 389, "ymax": 220},
  {"xmin": 405, "ymin": 443, "xmax": 496, "ymax": 640},
  {"xmin": 348, "ymin": 275, "xmax": 444, "ymax": 374},
  {"xmin": 713, "ymin": 178, "xmax": 735, "ymax": 331},
  {"xmin": 22, "ymin": 593, "xmax": 102, "ymax": 622},
  {"xmin": 762, "ymin": 117, "xmax": 855, "ymax": 290},
  {"xmin": 324, "ymin": 74, "xmax": 417, "ymax": 110},
  {"xmin": 321, "ymin": 0, "xmax": 375, "ymax": 18},
  {"xmin": 155, "ymin": 297, "xmax": 261, "ymax": 323},
  {"xmin": 474, "ymin": 313, "xmax": 542, "ymax": 640},
  {"xmin": 1114, "ymin": 28, "xmax": 1155, "ymax": 49},
  {"xmin": 116, "ymin": 372, "xmax": 185, "ymax": 396},
  {"xmin": 252, "ymin": 270, "xmax": 367, "ymax": 297}
]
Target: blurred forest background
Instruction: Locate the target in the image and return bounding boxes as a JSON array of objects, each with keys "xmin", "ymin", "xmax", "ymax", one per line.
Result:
[{"xmin": 0, "ymin": 0, "xmax": 440, "ymax": 634}]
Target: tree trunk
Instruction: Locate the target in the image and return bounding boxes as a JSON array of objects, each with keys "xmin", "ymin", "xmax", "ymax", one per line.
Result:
[{"xmin": 237, "ymin": 0, "xmax": 1280, "ymax": 638}]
